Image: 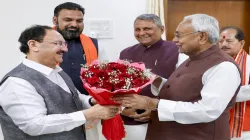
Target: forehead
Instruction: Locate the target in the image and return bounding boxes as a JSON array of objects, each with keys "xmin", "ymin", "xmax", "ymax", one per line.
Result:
[
  {"xmin": 57, "ymin": 9, "xmax": 84, "ymax": 19},
  {"xmin": 44, "ymin": 30, "xmax": 65, "ymax": 41},
  {"xmin": 134, "ymin": 20, "xmax": 157, "ymax": 28},
  {"xmin": 176, "ymin": 20, "xmax": 193, "ymax": 33},
  {"xmin": 220, "ymin": 29, "xmax": 237, "ymax": 39}
]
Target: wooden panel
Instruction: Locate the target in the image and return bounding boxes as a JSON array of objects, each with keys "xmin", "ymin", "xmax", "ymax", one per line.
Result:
[{"xmin": 165, "ymin": 0, "xmax": 250, "ymax": 53}]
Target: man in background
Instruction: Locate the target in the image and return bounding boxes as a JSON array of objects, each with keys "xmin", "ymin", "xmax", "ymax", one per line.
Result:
[
  {"xmin": 219, "ymin": 26, "xmax": 250, "ymax": 140},
  {"xmin": 98, "ymin": 14, "xmax": 187, "ymax": 140},
  {"xmin": 52, "ymin": 2, "xmax": 108, "ymax": 139},
  {"xmin": 53, "ymin": 2, "xmax": 108, "ymax": 95},
  {"xmin": 0, "ymin": 25, "xmax": 119, "ymax": 140}
]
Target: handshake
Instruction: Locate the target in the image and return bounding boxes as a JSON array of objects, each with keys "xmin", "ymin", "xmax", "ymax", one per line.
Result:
[{"xmin": 83, "ymin": 93, "xmax": 160, "ymax": 121}]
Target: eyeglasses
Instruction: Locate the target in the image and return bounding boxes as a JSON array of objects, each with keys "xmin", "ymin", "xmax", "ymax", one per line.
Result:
[
  {"xmin": 174, "ymin": 31, "xmax": 200, "ymax": 39},
  {"xmin": 43, "ymin": 41, "xmax": 68, "ymax": 48}
]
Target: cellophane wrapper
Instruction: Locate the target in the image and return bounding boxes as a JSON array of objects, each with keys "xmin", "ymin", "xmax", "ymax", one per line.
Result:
[{"xmin": 81, "ymin": 60, "xmax": 155, "ymax": 140}]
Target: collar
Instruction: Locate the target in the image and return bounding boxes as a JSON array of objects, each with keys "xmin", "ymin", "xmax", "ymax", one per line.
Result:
[
  {"xmin": 141, "ymin": 39, "xmax": 164, "ymax": 49},
  {"xmin": 189, "ymin": 45, "xmax": 219, "ymax": 61},
  {"xmin": 23, "ymin": 59, "xmax": 62, "ymax": 76}
]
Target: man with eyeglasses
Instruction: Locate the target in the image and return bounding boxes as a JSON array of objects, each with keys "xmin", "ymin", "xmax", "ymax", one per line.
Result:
[
  {"xmin": 0, "ymin": 25, "xmax": 119, "ymax": 140},
  {"xmin": 112, "ymin": 14, "xmax": 241, "ymax": 140},
  {"xmin": 219, "ymin": 26, "xmax": 250, "ymax": 140},
  {"xmin": 105, "ymin": 14, "xmax": 188, "ymax": 140}
]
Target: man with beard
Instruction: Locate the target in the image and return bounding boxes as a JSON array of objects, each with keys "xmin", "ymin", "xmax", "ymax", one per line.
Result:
[
  {"xmin": 52, "ymin": 2, "xmax": 108, "ymax": 140},
  {"xmin": 53, "ymin": 2, "xmax": 108, "ymax": 95},
  {"xmin": 0, "ymin": 25, "xmax": 119, "ymax": 140},
  {"xmin": 219, "ymin": 26, "xmax": 250, "ymax": 140}
]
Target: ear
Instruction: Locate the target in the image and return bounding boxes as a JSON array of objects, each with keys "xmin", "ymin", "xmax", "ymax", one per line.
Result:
[
  {"xmin": 160, "ymin": 26, "xmax": 165, "ymax": 35},
  {"xmin": 52, "ymin": 16, "xmax": 57, "ymax": 26},
  {"xmin": 239, "ymin": 40, "xmax": 245, "ymax": 49},
  {"xmin": 27, "ymin": 40, "xmax": 39, "ymax": 52},
  {"xmin": 199, "ymin": 32, "xmax": 209, "ymax": 45}
]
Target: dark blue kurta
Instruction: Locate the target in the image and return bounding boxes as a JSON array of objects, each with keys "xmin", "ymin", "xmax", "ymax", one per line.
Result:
[{"xmin": 60, "ymin": 37, "xmax": 98, "ymax": 95}]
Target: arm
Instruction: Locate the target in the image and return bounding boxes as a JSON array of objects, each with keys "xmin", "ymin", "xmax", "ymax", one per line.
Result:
[
  {"xmin": 151, "ymin": 76, "xmax": 168, "ymax": 96},
  {"xmin": 0, "ymin": 77, "xmax": 86, "ymax": 136},
  {"xmin": 0, "ymin": 78, "xmax": 118, "ymax": 136},
  {"xmin": 236, "ymin": 85, "xmax": 250, "ymax": 102},
  {"xmin": 78, "ymin": 91, "xmax": 92, "ymax": 108},
  {"xmin": 157, "ymin": 62, "xmax": 241, "ymax": 124},
  {"xmin": 236, "ymin": 55, "xmax": 250, "ymax": 102}
]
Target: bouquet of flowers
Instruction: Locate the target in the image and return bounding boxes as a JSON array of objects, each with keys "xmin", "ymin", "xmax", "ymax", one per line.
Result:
[{"xmin": 80, "ymin": 60, "xmax": 155, "ymax": 140}]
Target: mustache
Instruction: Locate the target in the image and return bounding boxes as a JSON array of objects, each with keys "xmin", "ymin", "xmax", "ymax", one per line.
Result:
[
  {"xmin": 57, "ymin": 50, "xmax": 66, "ymax": 54},
  {"xmin": 65, "ymin": 27, "xmax": 79, "ymax": 31},
  {"xmin": 221, "ymin": 46, "xmax": 231, "ymax": 49}
]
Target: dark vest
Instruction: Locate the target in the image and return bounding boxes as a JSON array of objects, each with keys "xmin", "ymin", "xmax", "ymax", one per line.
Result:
[
  {"xmin": 119, "ymin": 39, "xmax": 179, "ymax": 125},
  {"xmin": 0, "ymin": 63, "xmax": 86, "ymax": 140},
  {"xmin": 60, "ymin": 37, "xmax": 98, "ymax": 95},
  {"xmin": 146, "ymin": 46, "xmax": 241, "ymax": 140}
]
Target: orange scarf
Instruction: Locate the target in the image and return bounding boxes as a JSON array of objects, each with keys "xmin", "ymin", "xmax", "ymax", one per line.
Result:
[
  {"xmin": 79, "ymin": 34, "xmax": 98, "ymax": 66},
  {"xmin": 230, "ymin": 49, "xmax": 248, "ymax": 138},
  {"xmin": 53, "ymin": 26, "xmax": 98, "ymax": 66}
]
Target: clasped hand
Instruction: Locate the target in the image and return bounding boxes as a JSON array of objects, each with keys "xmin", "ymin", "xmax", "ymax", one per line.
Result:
[{"xmin": 83, "ymin": 104, "xmax": 120, "ymax": 120}]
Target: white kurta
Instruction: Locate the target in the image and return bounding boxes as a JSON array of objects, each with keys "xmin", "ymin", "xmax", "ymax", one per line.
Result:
[{"xmin": 0, "ymin": 59, "xmax": 92, "ymax": 136}]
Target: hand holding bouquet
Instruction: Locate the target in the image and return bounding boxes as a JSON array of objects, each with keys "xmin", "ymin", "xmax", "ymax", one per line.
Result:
[{"xmin": 80, "ymin": 60, "xmax": 155, "ymax": 140}]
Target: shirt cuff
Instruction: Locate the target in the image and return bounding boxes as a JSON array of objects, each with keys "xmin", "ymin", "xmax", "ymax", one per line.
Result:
[
  {"xmin": 158, "ymin": 99, "xmax": 176, "ymax": 121},
  {"xmin": 78, "ymin": 94, "xmax": 92, "ymax": 108},
  {"xmin": 68, "ymin": 111, "xmax": 86, "ymax": 124},
  {"xmin": 151, "ymin": 78, "xmax": 168, "ymax": 96},
  {"xmin": 151, "ymin": 84, "xmax": 160, "ymax": 96},
  {"xmin": 159, "ymin": 78, "xmax": 168, "ymax": 91}
]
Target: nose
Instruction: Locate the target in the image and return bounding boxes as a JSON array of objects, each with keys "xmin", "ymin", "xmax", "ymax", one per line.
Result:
[
  {"xmin": 70, "ymin": 21, "xmax": 78, "ymax": 27},
  {"xmin": 172, "ymin": 36, "xmax": 178, "ymax": 43},
  {"xmin": 138, "ymin": 30, "xmax": 146, "ymax": 36},
  {"xmin": 221, "ymin": 40, "xmax": 228, "ymax": 46},
  {"xmin": 62, "ymin": 45, "xmax": 68, "ymax": 52}
]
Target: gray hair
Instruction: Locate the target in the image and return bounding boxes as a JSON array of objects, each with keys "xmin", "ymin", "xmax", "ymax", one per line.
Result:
[
  {"xmin": 183, "ymin": 14, "xmax": 219, "ymax": 44},
  {"xmin": 134, "ymin": 14, "xmax": 163, "ymax": 28}
]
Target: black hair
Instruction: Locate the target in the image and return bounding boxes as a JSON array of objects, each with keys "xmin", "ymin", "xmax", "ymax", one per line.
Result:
[
  {"xmin": 220, "ymin": 26, "xmax": 245, "ymax": 41},
  {"xmin": 18, "ymin": 25, "xmax": 52, "ymax": 54},
  {"xmin": 54, "ymin": 2, "xmax": 85, "ymax": 17}
]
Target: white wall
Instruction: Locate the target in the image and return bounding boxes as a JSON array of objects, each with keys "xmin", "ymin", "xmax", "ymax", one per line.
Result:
[
  {"xmin": 0, "ymin": 0, "xmax": 147, "ymax": 139},
  {"xmin": 0, "ymin": 0, "xmax": 148, "ymax": 79}
]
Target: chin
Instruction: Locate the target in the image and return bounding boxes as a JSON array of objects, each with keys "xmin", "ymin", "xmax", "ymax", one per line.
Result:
[
  {"xmin": 178, "ymin": 49, "xmax": 184, "ymax": 53},
  {"xmin": 56, "ymin": 59, "xmax": 63, "ymax": 64}
]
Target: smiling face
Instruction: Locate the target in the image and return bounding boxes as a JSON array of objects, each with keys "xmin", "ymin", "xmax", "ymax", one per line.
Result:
[
  {"xmin": 134, "ymin": 20, "xmax": 164, "ymax": 47},
  {"xmin": 219, "ymin": 29, "xmax": 245, "ymax": 57},
  {"xmin": 172, "ymin": 20, "xmax": 202, "ymax": 56},
  {"xmin": 53, "ymin": 9, "xmax": 84, "ymax": 40},
  {"xmin": 28, "ymin": 29, "xmax": 68, "ymax": 68}
]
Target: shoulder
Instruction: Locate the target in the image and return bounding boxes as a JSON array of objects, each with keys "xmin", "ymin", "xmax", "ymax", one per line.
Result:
[
  {"xmin": 206, "ymin": 61, "xmax": 240, "ymax": 77},
  {"xmin": 120, "ymin": 44, "xmax": 140, "ymax": 56},
  {"xmin": 89, "ymin": 37, "xmax": 98, "ymax": 46},
  {"xmin": 89, "ymin": 37, "xmax": 97, "ymax": 42},
  {"xmin": 161, "ymin": 40, "xmax": 178, "ymax": 50},
  {"xmin": 0, "ymin": 77, "xmax": 35, "ymax": 92}
]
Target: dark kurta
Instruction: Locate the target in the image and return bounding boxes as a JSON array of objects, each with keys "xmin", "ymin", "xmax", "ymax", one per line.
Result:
[
  {"xmin": 60, "ymin": 37, "xmax": 98, "ymax": 95},
  {"xmin": 120, "ymin": 39, "xmax": 179, "ymax": 125},
  {"xmin": 146, "ymin": 46, "xmax": 241, "ymax": 140}
]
